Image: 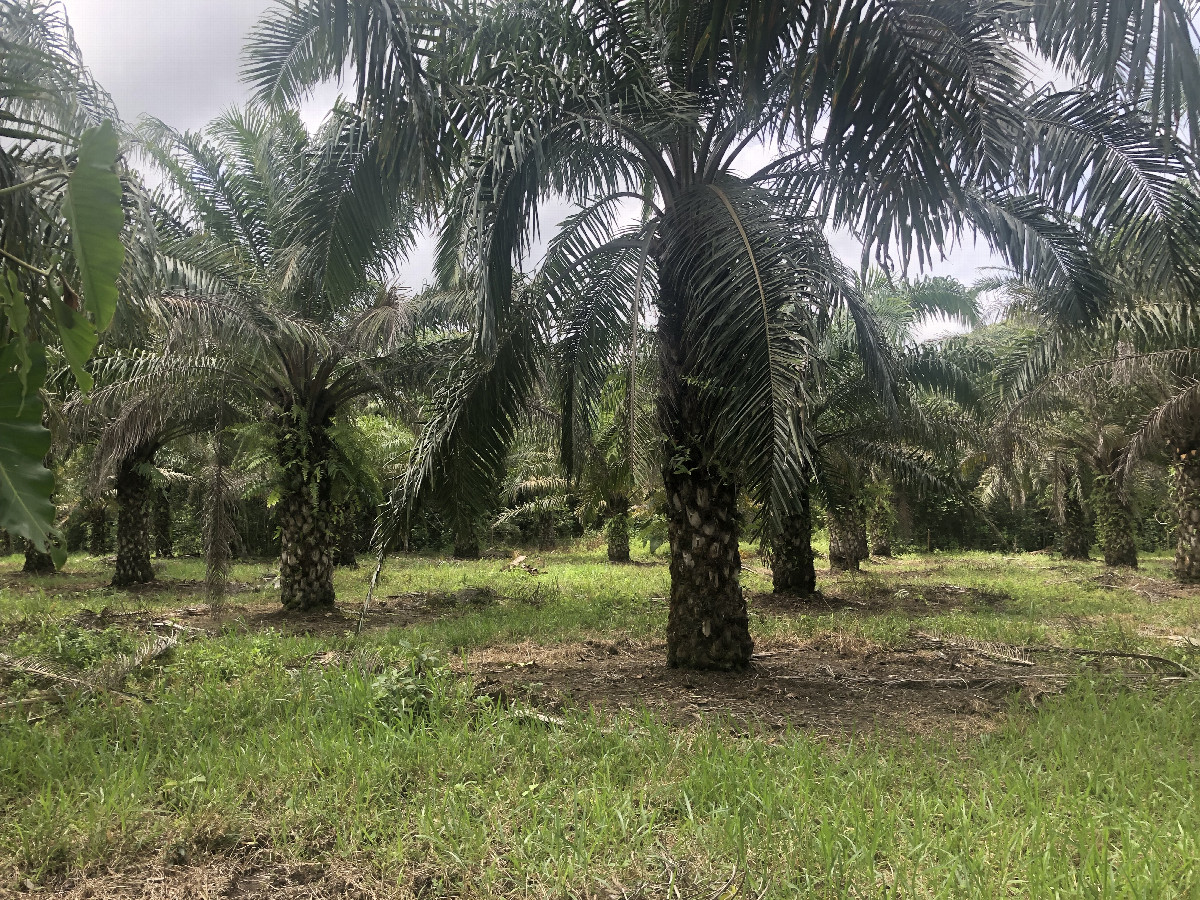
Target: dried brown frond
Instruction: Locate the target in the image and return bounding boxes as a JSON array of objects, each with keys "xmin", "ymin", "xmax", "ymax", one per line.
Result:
[{"xmin": 0, "ymin": 654, "xmax": 94, "ymax": 691}]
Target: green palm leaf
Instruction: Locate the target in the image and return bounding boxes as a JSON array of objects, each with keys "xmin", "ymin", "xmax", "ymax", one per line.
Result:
[
  {"xmin": 0, "ymin": 343, "xmax": 54, "ymax": 549},
  {"xmin": 63, "ymin": 120, "xmax": 125, "ymax": 334}
]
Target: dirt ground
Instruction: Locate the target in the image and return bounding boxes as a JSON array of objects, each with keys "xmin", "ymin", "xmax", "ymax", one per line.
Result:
[
  {"xmin": 0, "ymin": 850, "xmax": 727, "ymax": 900},
  {"xmin": 63, "ymin": 585, "xmax": 507, "ymax": 638},
  {"xmin": 0, "ymin": 851, "xmax": 395, "ymax": 900},
  {"xmin": 12, "ymin": 571, "xmax": 1188, "ymax": 743},
  {"xmin": 464, "ymin": 631, "xmax": 1067, "ymax": 739},
  {"xmin": 747, "ymin": 581, "xmax": 1014, "ymax": 616}
]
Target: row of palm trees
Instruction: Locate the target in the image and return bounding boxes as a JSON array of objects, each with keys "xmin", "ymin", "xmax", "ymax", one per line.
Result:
[
  {"xmin": 967, "ymin": 283, "xmax": 1200, "ymax": 577},
  {"xmin": 4, "ymin": 0, "xmax": 1200, "ymax": 670}
]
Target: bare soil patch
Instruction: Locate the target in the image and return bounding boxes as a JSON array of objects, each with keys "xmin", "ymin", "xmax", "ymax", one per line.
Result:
[
  {"xmin": 466, "ymin": 632, "xmax": 1055, "ymax": 738},
  {"xmin": 749, "ymin": 580, "xmax": 1013, "ymax": 617},
  {"xmin": 4, "ymin": 851, "xmax": 394, "ymax": 899},
  {"xmin": 1093, "ymin": 570, "xmax": 1200, "ymax": 603},
  {"xmin": 64, "ymin": 587, "xmax": 510, "ymax": 638}
]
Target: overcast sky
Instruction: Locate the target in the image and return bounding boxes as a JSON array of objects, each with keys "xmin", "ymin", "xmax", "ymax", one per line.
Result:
[{"xmin": 62, "ymin": 0, "xmax": 1006, "ymax": 326}]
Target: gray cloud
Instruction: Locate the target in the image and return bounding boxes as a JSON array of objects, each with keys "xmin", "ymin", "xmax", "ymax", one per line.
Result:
[{"xmin": 63, "ymin": 0, "xmax": 273, "ymax": 131}]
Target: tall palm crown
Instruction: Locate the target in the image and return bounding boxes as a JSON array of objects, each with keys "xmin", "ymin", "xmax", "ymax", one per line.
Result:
[
  {"xmin": 136, "ymin": 107, "xmax": 431, "ymax": 608},
  {"xmin": 246, "ymin": 0, "xmax": 1200, "ymax": 666}
]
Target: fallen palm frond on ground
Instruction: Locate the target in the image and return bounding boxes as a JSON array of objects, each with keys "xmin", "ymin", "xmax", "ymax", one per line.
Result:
[
  {"xmin": 917, "ymin": 631, "xmax": 1198, "ymax": 678},
  {"xmin": 1019, "ymin": 644, "xmax": 1199, "ymax": 678},
  {"xmin": 585, "ymin": 860, "xmax": 768, "ymax": 900},
  {"xmin": 0, "ymin": 628, "xmax": 181, "ymax": 711},
  {"xmin": 916, "ymin": 632, "xmax": 1034, "ymax": 667}
]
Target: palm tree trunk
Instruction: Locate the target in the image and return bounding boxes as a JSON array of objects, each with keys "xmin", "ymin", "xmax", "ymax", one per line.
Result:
[
  {"xmin": 87, "ymin": 503, "xmax": 110, "ymax": 555},
  {"xmin": 868, "ymin": 502, "xmax": 892, "ymax": 558},
  {"xmin": 537, "ymin": 513, "xmax": 557, "ymax": 551},
  {"xmin": 772, "ymin": 486, "xmax": 816, "ymax": 595},
  {"xmin": 112, "ymin": 459, "xmax": 155, "ymax": 586},
  {"xmin": 1060, "ymin": 493, "xmax": 1091, "ymax": 561},
  {"xmin": 0, "ymin": 529, "xmax": 11, "ymax": 556},
  {"xmin": 606, "ymin": 496, "xmax": 631, "ymax": 562},
  {"xmin": 1174, "ymin": 446, "xmax": 1200, "ymax": 583},
  {"xmin": 662, "ymin": 450, "xmax": 752, "ymax": 669},
  {"xmin": 22, "ymin": 539, "xmax": 55, "ymax": 574},
  {"xmin": 893, "ymin": 492, "xmax": 914, "ymax": 546},
  {"xmin": 829, "ymin": 503, "xmax": 869, "ymax": 571},
  {"xmin": 335, "ymin": 537, "xmax": 358, "ymax": 568},
  {"xmin": 453, "ymin": 520, "xmax": 480, "ymax": 559},
  {"xmin": 277, "ymin": 421, "xmax": 336, "ymax": 611},
  {"xmin": 657, "ymin": 263, "xmax": 753, "ymax": 669},
  {"xmin": 153, "ymin": 486, "xmax": 174, "ymax": 558},
  {"xmin": 333, "ymin": 500, "xmax": 359, "ymax": 568},
  {"xmin": 1093, "ymin": 474, "xmax": 1138, "ymax": 569}
]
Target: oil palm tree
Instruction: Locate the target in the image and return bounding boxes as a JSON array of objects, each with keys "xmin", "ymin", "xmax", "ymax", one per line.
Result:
[
  {"xmin": 774, "ymin": 275, "xmax": 980, "ymax": 584},
  {"xmin": 989, "ymin": 331, "xmax": 1161, "ymax": 569},
  {"xmin": 249, "ymin": 0, "xmax": 1200, "ymax": 667},
  {"xmin": 1114, "ymin": 302, "xmax": 1200, "ymax": 581},
  {"xmin": 132, "ymin": 107, "xmax": 436, "ymax": 609},
  {"xmin": 573, "ymin": 361, "xmax": 659, "ymax": 563},
  {"xmin": 62, "ymin": 371, "xmax": 240, "ymax": 586}
]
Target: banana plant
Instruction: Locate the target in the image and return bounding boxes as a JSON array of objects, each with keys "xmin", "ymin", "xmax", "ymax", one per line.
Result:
[{"xmin": 1, "ymin": 2, "xmax": 127, "ymax": 557}]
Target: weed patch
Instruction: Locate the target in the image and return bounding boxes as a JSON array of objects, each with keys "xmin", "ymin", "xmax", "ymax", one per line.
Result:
[{"xmin": 1, "ymin": 548, "xmax": 1198, "ymax": 897}]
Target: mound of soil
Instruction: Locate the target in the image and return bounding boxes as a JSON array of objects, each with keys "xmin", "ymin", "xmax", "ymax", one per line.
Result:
[{"xmin": 467, "ymin": 634, "xmax": 1062, "ymax": 738}]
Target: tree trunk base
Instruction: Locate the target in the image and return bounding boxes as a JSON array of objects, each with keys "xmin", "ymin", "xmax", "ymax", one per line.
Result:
[
  {"xmin": 1094, "ymin": 476, "xmax": 1138, "ymax": 570},
  {"xmin": 606, "ymin": 513, "xmax": 631, "ymax": 563},
  {"xmin": 278, "ymin": 483, "xmax": 336, "ymax": 611},
  {"xmin": 829, "ymin": 508, "xmax": 869, "ymax": 572},
  {"xmin": 22, "ymin": 541, "xmax": 55, "ymax": 575},
  {"xmin": 1059, "ymin": 494, "xmax": 1091, "ymax": 560},
  {"xmin": 772, "ymin": 508, "xmax": 816, "ymax": 596},
  {"xmin": 453, "ymin": 539, "xmax": 480, "ymax": 560},
  {"xmin": 112, "ymin": 569, "xmax": 155, "ymax": 588},
  {"xmin": 537, "ymin": 517, "xmax": 557, "ymax": 552},
  {"xmin": 113, "ymin": 461, "xmax": 156, "ymax": 587},
  {"xmin": 1175, "ymin": 450, "xmax": 1200, "ymax": 583},
  {"xmin": 868, "ymin": 500, "xmax": 893, "ymax": 558},
  {"xmin": 664, "ymin": 464, "xmax": 752, "ymax": 670}
]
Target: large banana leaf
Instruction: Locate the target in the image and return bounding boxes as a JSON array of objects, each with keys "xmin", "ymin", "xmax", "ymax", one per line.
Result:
[
  {"xmin": 0, "ymin": 343, "xmax": 55, "ymax": 550},
  {"xmin": 63, "ymin": 120, "xmax": 124, "ymax": 335}
]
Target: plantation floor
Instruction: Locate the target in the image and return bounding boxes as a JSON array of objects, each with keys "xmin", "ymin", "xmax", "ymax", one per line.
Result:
[{"xmin": 1, "ymin": 544, "xmax": 1198, "ymax": 898}]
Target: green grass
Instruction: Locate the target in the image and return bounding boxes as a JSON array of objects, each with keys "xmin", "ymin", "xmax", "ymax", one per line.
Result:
[{"xmin": 1, "ymin": 544, "xmax": 1198, "ymax": 897}]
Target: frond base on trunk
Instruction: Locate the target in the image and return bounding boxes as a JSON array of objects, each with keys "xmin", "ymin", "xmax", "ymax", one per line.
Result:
[
  {"xmin": 829, "ymin": 505, "xmax": 869, "ymax": 572},
  {"xmin": 772, "ymin": 503, "xmax": 816, "ymax": 596},
  {"xmin": 112, "ymin": 461, "xmax": 155, "ymax": 587},
  {"xmin": 606, "ymin": 510, "xmax": 631, "ymax": 563},
  {"xmin": 664, "ymin": 464, "xmax": 752, "ymax": 671}
]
